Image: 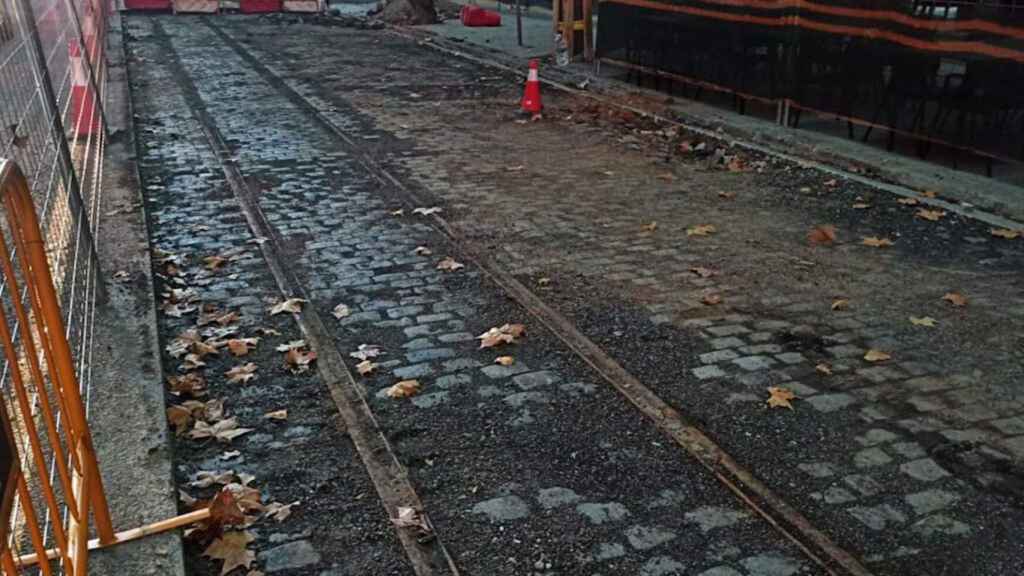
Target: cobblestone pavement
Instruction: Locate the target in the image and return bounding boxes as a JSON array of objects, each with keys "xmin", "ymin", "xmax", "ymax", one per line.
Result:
[{"xmin": 125, "ymin": 14, "xmax": 1024, "ymax": 576}]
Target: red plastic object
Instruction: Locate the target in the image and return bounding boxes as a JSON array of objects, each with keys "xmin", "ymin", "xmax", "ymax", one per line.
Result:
[
  {"xmin": 240, "ymin": 0, "xmax": 281, "ymax": 12},
  {"xmin": 460, "ymin": 5, "xmax": 500, "ymax": 26},
  {"xmin": 520, "ymin": 59, "xmax": 542, "ymax": 113},
  {"xmin": 123, "ymin": 0, "xmax": 171, "ymax": 10}
]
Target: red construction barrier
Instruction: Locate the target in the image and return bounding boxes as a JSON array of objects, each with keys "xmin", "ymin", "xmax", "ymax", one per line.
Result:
[
  {"xmin": 68, "ymin": 42, "xmax": 100, "ymax": 138},
  {"xmin": 460, "ymin": 5, "xmax": 500, "ymax": 26},
  {"xmin": 123, "ymin": 0, "xmax": 172, "ymax": 10},
  {"xmin": 240, "ymin": 0, "xmax": 281, "ymax": 12}
]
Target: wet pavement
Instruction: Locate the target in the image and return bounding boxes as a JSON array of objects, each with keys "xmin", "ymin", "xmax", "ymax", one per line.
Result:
[{"xmin": 124, "ymin": 13, "xmax": 1024, "ymax": 576}]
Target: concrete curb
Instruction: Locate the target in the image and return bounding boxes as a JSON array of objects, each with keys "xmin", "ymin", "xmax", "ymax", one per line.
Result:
[{"xmin": 88, "ymin": 12, "xmax": 186, "ymax": 576}]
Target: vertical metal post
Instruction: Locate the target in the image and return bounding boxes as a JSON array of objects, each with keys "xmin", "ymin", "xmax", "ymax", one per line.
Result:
[{"xmin": 13, "ymin": 0, "xmax": 105, "ymax": 295}]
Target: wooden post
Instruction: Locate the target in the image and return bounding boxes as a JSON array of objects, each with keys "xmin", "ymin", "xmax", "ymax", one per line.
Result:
[{"xmin": 583, "ymin": 0, "xmax": 593, "ymax": 62}]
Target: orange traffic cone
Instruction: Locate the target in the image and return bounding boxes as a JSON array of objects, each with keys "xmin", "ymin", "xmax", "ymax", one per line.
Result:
[{"xmin": 521, "ymin": 59, "xmax": 542, "ymax": 115}]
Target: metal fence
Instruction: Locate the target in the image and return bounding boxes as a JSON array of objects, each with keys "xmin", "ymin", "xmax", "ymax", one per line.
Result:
[
  {"xmin": 597, "ymin": 0, "xmax": 1024, "ymax": 171},
  {"xmin": 0, "ymin": 0, "xmax": 109, "ymax": 570}
]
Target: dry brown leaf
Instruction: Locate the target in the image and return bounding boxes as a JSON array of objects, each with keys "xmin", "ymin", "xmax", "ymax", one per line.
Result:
[
  {"xmin": 808, "ymin": 225, "xmax": 837, "ymax": 245},
  {"xmin": 687, "ymin": 224, "xmax": 716, "ymax": 237},
  {"xmin": 413, "ymin": 246, "xmax": 433, "ymax": 256},
  {"xmin": 864, "ymin": 349, "xmax": 892, "ymax": 362},
  {"xmin": 276, "ymin": 339, "xmax": 307, "ymax": 352},
  {"xmin": 392, "ymin": 506, "xmax": 429, "ymax": 530},
  {"xmin": 223, "ymin": 482, "xmax": 262, "ymax": 516},
  {"xmin": 190, "ymin": 470, "xmax": 237, "ymax": 489},
  {"xmin": 942, "ymin": 292, "xmax": 968, "ymax": 307},
  {"xmin": 640, "ymin": 221, "xmax": 658, "ymax": 233},
  {"xmin": 356, "ymin": 360, "xmax": 378, "ymax": 376},
  {"xmin": 263, "ymin": 501, "xmax": 299, "ymax": 523},
  {"xmin": 766, "ymin": 387, "xmax": 796, "ymax": 410},
  {"xmin": 227, "ymin": 338, "xmax": 259, "ymax": 357},
  {"xmin": 477, "ymin": 324, "xmax": 526, "ymax": 348},
  {"xmin": 203, "ymin": 531, "xmax": 255, "ymax": 576},
  {"xmin": 204, "ymin": 399, "xmax": 225, "ymax": 422},
  {"xmin": 990, "ymin": 228, "xmax": 1022, "ymax": 240},
  {"xmin": 861, "ymin": 237, "xmax": 895, "ymax": 248},
  {"xmin": 189, "ymin": 418, "xmax": 253, "ymax": 443},
  {"xmin": 386, "ymin": 380, "xmax": 422, "ymax": 399},
  {"xmin": 701, "ymin": 294, "xmax": 722, "ymax": 306},
  {"xmin": 264, "ymin": 409, "xmax": 288, "ymax": 421},
  {"xmin": 204, "ymin": 255, "xmax": 228, "ymax": 271},
  {"xmin": 284, "ymin": 348, "xmax": 317, "ymax": 374},
  {"xmin": 916, "ymin": 208, "xmax": 946, "ymax": 222},
  {"xmin": 436, "ymin": 257, "xmax": 465, "ymax": 272},
  {"xmin": 494, "ymin": 356, "xmax": 515, "ymax": 366},
  {"xmin": 831, "ymin": 298, "xmax": 849, "ymax": 311},
  {"xmin": 815, "ymin": 363, "xmax": 833, "ymax": 376},
  {"xmin": 689, "ymin": 266, "xmax": 717, "ymax": 278},
  {"xmin": 226, "ymin": 363, "xmax": 257, "ymax": 384},
  {"xmin": 909, "ymin": 316, "xmax": 937, "ymax": 327},
  {"xmin": 921, "ymin": 190, "xmax": 938, "ymax": 198},
  {"xmin": 269, "ymin": 298, "xmax": 306, "ymax": 316},
  {"xmin": 332, "ymin": 304, "xmax": 351, "ymax": 319},
  {"xmin": 167, "ymin": 329, "xmax": 202, "ymax": 358},
  {"xmin": 718, "ymin": 191, "xmax": 737, "ymax": 200},
  {"xmin": 897, "ymin": 197, "xmax": 920, "ymax": 206},
  {"xmin": 167, "ymin": 405, "xmax": 194, "ymax": 436},
  {"xmin": 168, "ymin": 373, "xmax": 207, "ymax": 397}
]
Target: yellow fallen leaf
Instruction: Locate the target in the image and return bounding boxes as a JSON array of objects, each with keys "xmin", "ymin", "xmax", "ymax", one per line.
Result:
[
  {"xmin": 808, "ymin": 225, "xmax": 837, "ymax": 245},
  {"xmin": 687, "ymin": 224, "xmax": 716, "ymax": 237},
  {"xmin": 831, "ymin": 298, "xmax": 849, "ymax": 311},
  {"xmin": 264, "ymin": 409, "xmax": 287, "ymax": 421},
  {"xmin": 766, "ymin": 387, "xmax": 796, "ymax": 410},
  {"xmin": 494, "ymin": 356, "xmax": 515, "ymax": 366},
  {"xmin": 478, "ymin": 324, "xmax": 526, "ymax": 348},
  {"xmin": 990, "ymin": 228, "xmax": 1022, "ymax": 240},
  {"xmin": 815, "ymin": 363, "xmax": 832, "ymax": 376},
  {"xmin": 864, "ymin": 349, "xmax": 891, "ymax": 362},
  {"xmin": 916, "ymin": 208, "xmax": 946, "ymax": 221},
  {"xmin": 909, "ymin": 316, "xmax": 937, "ymax": 327},
  {"xmin": 386, "ymin": 380, "xmax": 421, "ymax": 399},
  {"xmin": 942, "ymin": 292, "xmax": 968, "ymax": 307},
  {"xmin": 861, "ymin": 237, "xmax": 894, "ymax": 248}
]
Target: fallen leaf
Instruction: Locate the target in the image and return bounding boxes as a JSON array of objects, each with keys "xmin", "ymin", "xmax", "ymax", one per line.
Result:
[
  {"xmin": 701, "ymin": 294, "xmax": 722, "ymax": 306},
  {"xmin": 227, "ymin": 338, "xmax": 259, "ymax": 357},
  {"xmin": 690, "ymin": 266, "xmax": 717, "ymax": 278},
  {"xmin": 221, "ymin": 450, "xmax": 241, "ymax": 461},
  {"xmin": 189, "ymin": 418, "xmax": 253, "ymax": 443},
  {"xmin": 350, "ymin": 344, "xmax": 383, "ymax": 361},
  {"xmin": 808, "ymin": 225, "xmax": 837, "ymax": 245},
  {"xmin": 190, "ymin": 470, "xmax": 237, "ymax": 489},
  {"xmin": 162, "ymin": 301, "xmax": 198, "ymax": 318},
  {"xmin": 717, "ymin": 191, "xmax": 737, "ymax": 200},
  {"xmin": 263, "ymin": 501, "xmax": 299, "ymax": 523},
  {"xmin": 204, "ymin": 399, "xmax": 225, "ymax": 422},
  {"xmin": 256, "ymin": 327, "xmax": 281, "ymax": 337},
  {"xmin": 114, "ymin": 270, "xmax": 131, "ymax": 283},
  {"xmin": 356, "ymin": 360, "xmax": 377, "ymax": 376},
  {"xmin": 897, "ymin": 197, "xmax": 920, "ymax": 206},
  {"xmin": 269, "ymin": 298, "xmax": 306, "ymax": 315},
  {"xmin": 222, "ymin": 482, "xmax": 262, "ymax": 515},
  {"xmin": 477, "ymin": 324, "xmax": 526, "ymax": 348},
  {"xmin": 264, "ymin": 409, "xmax": 288, "ymax": 421},
  {"xmin": 687, "ymin": 224, "xmax": 716, "ymax": 237},
  {"xmin": 276, "ymin": 339, "xmax": 307, "ymax": 352},
  {"xmin": 412, "ymin": 206, "xmax": 441, "ymax": 216},
  {"xmin": 284, "ymin": 348, "xmax": 317, "ymax": 374},
  {"xmin": 852, "ymin": 202, "xmax": 872, "ymax": 210},
  {"xmin": 921, "ymin": 190, "xmax": 937, "ymax": 198},
  {"xmin": 167, "ymin": 405, "xmax": 194, "ymax": 436},
  {"xmin": 392, "ymin": 506, "xmax": 429, "ymax": 530},
  {"xmin": 494, "ymin": 356, "xmax": 515, "ymax": 366},
  {"xmin": 990, "ymin": 228, "xmax": 1022, "ymax": 239},
  {"xmin": 815, "ymin": 363, "xmax": 832, "ymax": 376},
  {"xmin": 909, "ymin": 316, "xmax": 937, "ymax": 327},
  {"xmin": 332, "ymin": 304, "xmax": 351, "ymax": 319},
  {"xmin": 916, "ymin": 208, "xmax": 946, "ymax": 221},
  {"xmin": 436, "ymin": 257, "xmax": 464, "ymax": 272},
  {"xmin": 823, "ymin": 178, "xmax": 838, "ymax": 188},
  {"xmin": 226, "ymin": 363, "xmax": 257, "ymax": 384},
  {"xmin": 831, "ymin": 298, "xmax": 849, "ymax": 311},
  {"xmin": 640, "ymin": 221, "xmax": 658, "ymax": 233},
  {"xmin": 864, "ymin": 349, "xmax": 891, "ymax": 362},
  {"xmin": 167, "ymin": 329, "xmax": 202, "ymax": 358},
  {"xmin": 204, "ymin": 255, "xmax": 228, "ymax": 271},
  {"xmin": 861, "ymin": 237, "xmax": 895, "ymax": 248},
  {"xmin": 386, "ymin": 380, "xmax": 422, "ymax": 399},
  {"xmin": 168, "ymin": 373, "xmax": 207, "ymax": 397},
  {"xmin": 942, "ymin": 292, "xmax": 968, "ymax": 307},
  {"xmin": 203, "ymin": 531, "xmax": 255, "ymax": 576},
  {"xmin": 413, "ymin": 246, "xmax": 433, "ymax": 256},
  {"xmin": 766, "ymin": 387, "xmax": 796, "ymax": 410},
  {"xmin": 389, "ymin": 208, "xmax": 405, "ymax": 217}
]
